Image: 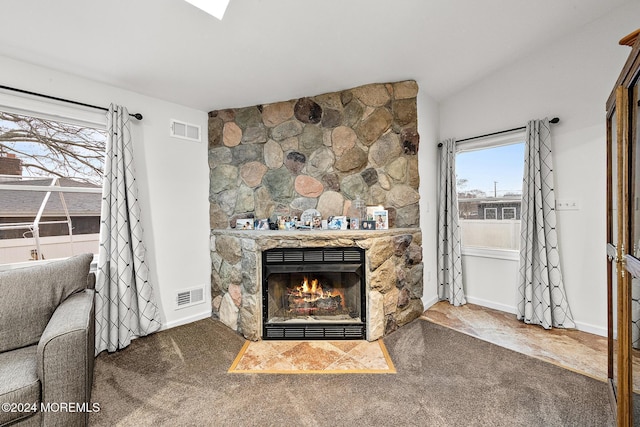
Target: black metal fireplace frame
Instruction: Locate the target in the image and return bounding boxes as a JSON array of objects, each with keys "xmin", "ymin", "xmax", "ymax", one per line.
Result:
[{"xmin": 262, "ymin": 247, "xmax": 366, "ymax": 340}]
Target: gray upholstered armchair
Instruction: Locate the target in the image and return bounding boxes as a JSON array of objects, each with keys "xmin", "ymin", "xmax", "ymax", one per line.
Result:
[{"xmin": 0, "ymin": 253, "xmax": 95, "ymax": 427}]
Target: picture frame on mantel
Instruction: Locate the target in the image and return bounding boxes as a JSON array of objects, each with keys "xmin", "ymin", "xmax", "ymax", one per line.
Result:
[
  {"xmin": 328, "ymin": 216, "xmax": 347, "ymax": 230},
  {"xmin": 236, "ymin": 219, "xmax": 253, "ymax": 230},
  {"xmin": 362, "ymin": 220, "xmax": 376, "ymax": 230},
  {"xmin": 254, "ymin": 218, "xmax": 269, "ymax": 230},
  {"xmin": 366, "ymin": 205, "xmax": 384, "ymax": 221},
  {"xmin": 374, "ymin": 210, "xmax": 388, "ymax": 230}
]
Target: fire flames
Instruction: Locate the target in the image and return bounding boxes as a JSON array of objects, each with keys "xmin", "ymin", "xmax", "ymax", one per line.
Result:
[
  {"xmin": 288, "ymin": 276, "xmax": 345, "ymax": 314},
  {"xmin": 295, "ymin": 277, "xmax": 332, "ymax": 301}
]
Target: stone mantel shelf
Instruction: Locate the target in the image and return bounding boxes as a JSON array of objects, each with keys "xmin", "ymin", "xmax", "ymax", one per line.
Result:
[{"xmin": 210, "ymin": 228, "xmax": 420, "ymax": 240}]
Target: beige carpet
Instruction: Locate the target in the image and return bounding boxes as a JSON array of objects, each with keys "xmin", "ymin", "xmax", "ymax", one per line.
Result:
[
  {"xmin": 229, "ymin": 339, "xmax": 396, "ymax": 374},
  {"xmin": 89, "ymin": 317, "xmax": 614, "ymax": 426}
]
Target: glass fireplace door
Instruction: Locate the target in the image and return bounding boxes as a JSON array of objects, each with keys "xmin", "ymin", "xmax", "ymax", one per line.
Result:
[
  {"xmin": 266, "ymin": 269, "xmax": 363, "ymax": 323},
  {"xmin": 262, "ymin": 248, "xmax": 366, "ymax": 340}
]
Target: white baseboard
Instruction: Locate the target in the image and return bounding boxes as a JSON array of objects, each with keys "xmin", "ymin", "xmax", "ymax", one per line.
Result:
[
  {"xmin": 573, "ymin": 321, "xmax": 607, "ymax": 337},
  {"xmin": 465, "ymin": 296, "xmax": 516, "ymax": 315},
  {"xmin": 422, "ymin": 294, "xmax": 439, "ymax": 310},
  {"xmin": 161, "ymin": 308, "xmax": 212, "ymax": 331},
  {"xmin": 465, "ymin": 296, "xmax": 606, "ymax": 337}
]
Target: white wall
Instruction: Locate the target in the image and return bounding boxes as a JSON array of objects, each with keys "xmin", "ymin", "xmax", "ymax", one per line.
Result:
[
  {"xmin": 0, "ymin": 55, "xmax": 212, "ymax": 329},
  {"xmin": 461, "ymin": 254, "xmax": 519, "ymax": 313},
  {"xmin": 439, "ymin": 1, "xmax": 640, "ymax": 336},
  {"xmin": 417, "ymin": 89, "xmax": 440, "ymax": 309}
]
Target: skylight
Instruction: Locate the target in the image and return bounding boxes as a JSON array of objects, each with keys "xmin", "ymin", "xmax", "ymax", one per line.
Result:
[{"xmin": 183, "ymin": 0, "xmax": 230, "ymax": 20}]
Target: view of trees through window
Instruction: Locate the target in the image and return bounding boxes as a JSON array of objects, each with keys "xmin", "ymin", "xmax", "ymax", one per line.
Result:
[
  {"xmin": 456, "ymin": 142, "xmax": 525, "ymax": 251},
  {"xmin": 0, "ymin": 111, "xmax": 106, "ymax": 185},
  {"xmin": 0, "ymin": 110, "xmax": 106, "ymax": 263}
]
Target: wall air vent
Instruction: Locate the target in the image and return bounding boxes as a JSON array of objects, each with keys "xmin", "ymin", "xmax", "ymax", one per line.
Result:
[
  {"xmin": 176, "ymin": 286, "xmax": 205, "ymax": 309},
  {"xmin": 170, "ymin": 119, "xmax": 201, "ymax": 142}
]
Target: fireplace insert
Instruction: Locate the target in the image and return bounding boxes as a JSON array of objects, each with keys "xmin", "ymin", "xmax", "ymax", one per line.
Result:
[{"xmin": 262, "ymin": 247, "xmax": 366, "ymax": 340}]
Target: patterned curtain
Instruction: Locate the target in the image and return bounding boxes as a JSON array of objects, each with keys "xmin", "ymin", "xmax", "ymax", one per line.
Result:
[
  {"xmin": 95, "ymin": 104, "xmax": 161, "ymax": 354},
  {"xmin": 517, "ymin": 118, "xmax": 575, "ymax": 329},
  {"xmin": 437, "ymin": 138, "xmax": 466, "ymax": 306}
]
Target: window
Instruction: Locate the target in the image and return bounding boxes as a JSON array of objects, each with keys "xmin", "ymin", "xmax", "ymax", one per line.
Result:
[
  {"xmin": 0, "ymin": 108, "xmax": 106, "ymax": 265},
  {"xmin": 483, "ymin": 208, "xmax": 497, "ymax": 220},
  {"xmin": 502, "ymin": 207, "xmax": 516, "ymax": 220},
  {"xmin": 455, "ymin": 134, "xmax": 525, "ymax": 253}
]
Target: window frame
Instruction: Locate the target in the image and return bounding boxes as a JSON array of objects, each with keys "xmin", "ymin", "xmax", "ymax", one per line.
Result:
[
  {"xmin": 456, "ymin": 129, "xmax": 525, "ymax": 261},
  {"xmin": 483, "ymin": 207, "xmax": 498, "ymax": 220},
  {"xmin": 0, "ymin": 90, "xmax": 106, "ymax": 129}
]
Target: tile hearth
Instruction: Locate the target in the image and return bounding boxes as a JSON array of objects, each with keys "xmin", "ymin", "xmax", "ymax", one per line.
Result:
[{"xmin": 229, "ymin": 339, "xmax": 395, "ymax": 374}]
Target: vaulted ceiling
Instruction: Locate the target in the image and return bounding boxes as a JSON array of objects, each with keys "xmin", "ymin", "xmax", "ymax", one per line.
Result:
[{"xmin": 0, "ymin": 0, "xmax": 630, "ymax": 111}]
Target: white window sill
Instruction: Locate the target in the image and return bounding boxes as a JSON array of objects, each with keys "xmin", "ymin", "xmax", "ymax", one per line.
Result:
[{"xmin": 461, "ymin": 246, "xmax": 519, "ymax": 261}]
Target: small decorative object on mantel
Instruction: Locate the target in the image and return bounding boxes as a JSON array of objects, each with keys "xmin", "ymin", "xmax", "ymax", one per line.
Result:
[
  {"xmin": 286, "ymin": 217, "xmax": 296, "ymax": 230},
  {"xmin": 374, "ymin": 210, "xmax": 388, "ymax": 230},
  {"xmin": 328, "ymin": 216, "xmax": 347, "ymax": 230},
  {"xmin": 354, "ymin": 196, "xmax": 367, "ymax": 221},
  {"xmin": 236, "ymin": 219, "xmax": 253, "ymax": 230},
  {"xmin": 277, "ymin": 215, "xmax": 296, "ymax": 230},
  {"xmin": 254, "ymin": 218, "xmax": 270, "ymax": 230},
  {"xmin": 366, "ymin": 205, "xmax": 385, "ymax": 221},
  {"xmin": 362, "ymin": 220, "xmax": 376, "ymax": 230},
  {"xmin": 300, "ymin": 209, "xmax": 321, "ymax": 230}
]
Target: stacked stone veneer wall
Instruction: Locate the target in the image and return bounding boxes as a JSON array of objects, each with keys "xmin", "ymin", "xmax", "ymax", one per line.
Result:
[
  {"xmin": 207, "ymin": 80, "xmax": 420, "ymax": 229},
  {"xmin": 208, "ymin": 80, "xmax": 424, "ymax": 340},
  {"xmin": 210, "ymin": 229, "xmax": 424, "ymax": 341}
]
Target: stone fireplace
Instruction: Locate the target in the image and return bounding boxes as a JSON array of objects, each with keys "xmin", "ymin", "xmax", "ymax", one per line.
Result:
[
  {"xmin": 210, "ymin": 228, "xmax": 423, "ymax": 341},
  {"xmin": 208, "ymin": 80, "xmax": 424, "ymax": 341}
]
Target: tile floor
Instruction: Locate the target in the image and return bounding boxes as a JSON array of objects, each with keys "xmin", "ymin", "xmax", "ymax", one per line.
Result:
[{"xmin": 422, "ymin": 301, "xmax": 608, "ymax": 381}]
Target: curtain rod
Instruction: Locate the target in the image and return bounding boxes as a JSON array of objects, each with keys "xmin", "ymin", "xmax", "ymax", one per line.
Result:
[
  {"xmin": 0, "ymin": 84, "xmax": 143, "ymax": 120},
  {"xmin": 438, "ymin": 117, "xmax": 559, "ymax": 147}
]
